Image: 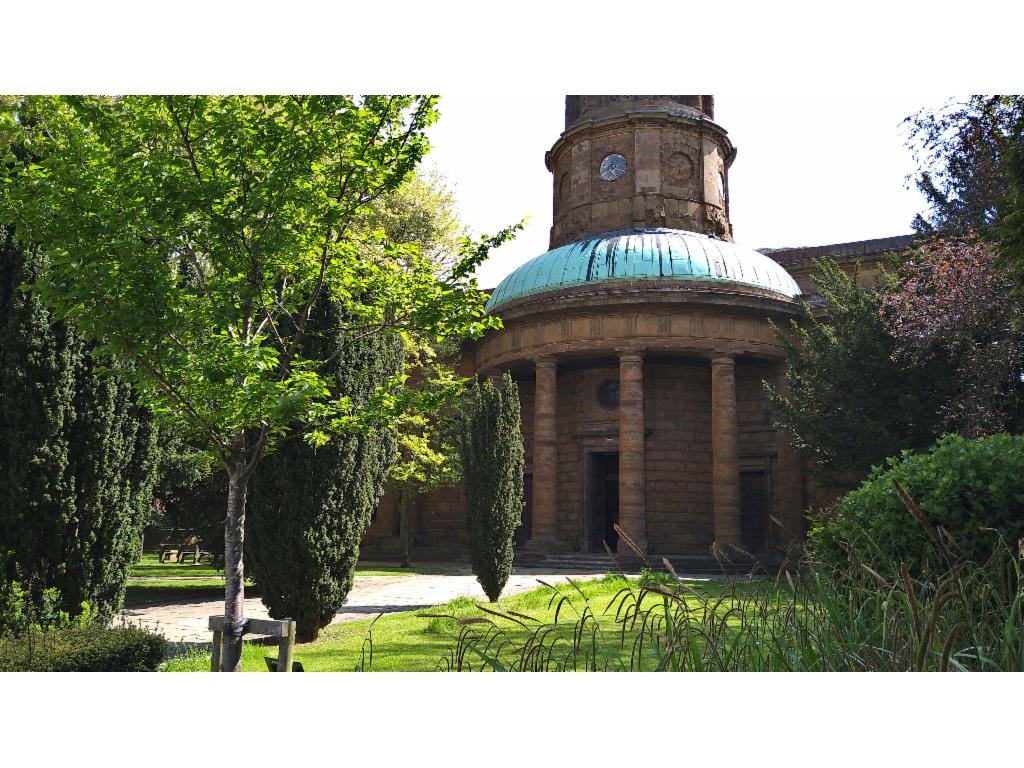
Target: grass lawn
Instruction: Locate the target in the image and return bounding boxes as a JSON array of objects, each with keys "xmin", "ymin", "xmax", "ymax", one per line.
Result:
[
  {"xmin": 125, "ymin": 555, "xmax": 447, "ymax": 607},
  {"xmin": 130, "ymin": 553, "xmax": 441, "ymax": 582},
  {"xmin": 162, "ymin": 574, "xmax": 745, "ymax": 672},
  {"xmin": 131, "ymin": 553, "xmax": 224, "ymax": 579}
]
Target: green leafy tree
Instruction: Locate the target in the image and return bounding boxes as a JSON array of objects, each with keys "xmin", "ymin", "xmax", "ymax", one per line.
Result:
[
  {"xmin": 0, "ymin": 95, "xmax": 510, "ymax": 669},
  {"xmin": 458, "ymin": 373, "xmax": 524, "ymax": 602},
  {"xmin": 0, "ymin": 226, "xmax": 158, "ymax": 619},
  {"xmin": 247, "ymin": 170, "xmax": 471, "ymax": 633},
  {"xmin": 767, "ymin": 258, "xmax": 950, "ymax": 485},
  {"xmin": 247, "ymin": 297, "xmax": 403, "ymax": 642},
  {"xmin": 388, "ymin": 358, "xmax": 462, "ymax": 568}
]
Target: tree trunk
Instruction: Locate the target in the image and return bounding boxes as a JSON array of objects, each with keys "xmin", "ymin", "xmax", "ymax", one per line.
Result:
[
  {"xmin": 221, "ymin": 466, "xmax": 248, "ymax": 671},
  {"xmin": 400, "ymin": 492, "xmax": 414, "ymax": 568}
]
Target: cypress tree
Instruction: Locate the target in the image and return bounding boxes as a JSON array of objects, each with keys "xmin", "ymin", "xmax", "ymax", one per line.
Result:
[
  {"xmin": 0, "ymin": 227, "xmax": 158, "ymax": 618},
  {"xmin": 459, "ymin": 373, "xmax": 524, "ymax": 602},
  {"xmin": 247, "ymin": 298, "xmax": 403, "ymax": 643}
]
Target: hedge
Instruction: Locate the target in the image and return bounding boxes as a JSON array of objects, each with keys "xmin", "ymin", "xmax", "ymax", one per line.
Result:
[{"xmin": 0, "ymin": 625, "xmax": 167, "ymax": 672}]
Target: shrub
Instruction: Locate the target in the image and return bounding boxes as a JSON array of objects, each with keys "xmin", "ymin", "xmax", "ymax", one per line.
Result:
[
  {"xmin": 0, "ymin": 624, "xmax": 166, "ymax": 671},
  {"xmin": 458, "ymin": 374, "xmax": 524, "ymax": 602},
  {"xmin": 0, "ymin": 552, "xmax": 94, "ymax": 637},
  {"xmin": 809, "ymin": 433, "xmax": 1024, "ymax": 570}
]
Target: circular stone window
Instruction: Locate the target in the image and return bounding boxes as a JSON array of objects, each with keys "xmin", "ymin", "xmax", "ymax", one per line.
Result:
[{"xmin": 597, "ymin": 379, "xmax": 620, "ymax": 408}]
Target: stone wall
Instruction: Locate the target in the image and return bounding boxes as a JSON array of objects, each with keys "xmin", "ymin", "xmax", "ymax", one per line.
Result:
[
  {"xmin": 365, "ymin": 360, "xmax": 789, "ymax": 558},
  {"xmin": 643, "ymin": 364, "xmax": 714, "ymax": 554}
]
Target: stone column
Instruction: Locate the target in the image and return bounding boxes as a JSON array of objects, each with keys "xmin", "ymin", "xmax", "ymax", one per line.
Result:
[
  {"xmin": 618, "ymin": 350, "xmax": 648, "ymax": 553},
  {"xmin": 529, "ymin": 358, "xmax": 558, "ymax": 548},
  {"xmin": 711, "ymin": 354, "xmax": 742, "ymax": 546},
  {"xmin": 774, "ymin": 365, "xmax": 805, "ymax": 552}
]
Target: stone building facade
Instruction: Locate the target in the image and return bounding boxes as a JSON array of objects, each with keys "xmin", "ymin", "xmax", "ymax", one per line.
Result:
[{"xmin": 362, "ymin": 95, "xmax": 911, "ymax": 562}]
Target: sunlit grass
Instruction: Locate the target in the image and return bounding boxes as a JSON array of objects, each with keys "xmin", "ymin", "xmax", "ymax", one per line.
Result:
[{"xmin": 161, "ymin": 574, "xmax": 744, "ymax": 671}]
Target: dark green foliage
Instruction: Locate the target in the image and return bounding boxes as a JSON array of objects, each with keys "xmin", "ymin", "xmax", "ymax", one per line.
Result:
[
  {"xmin": 151, "ymin": 442, "xmax": 228, "ymax": 561},
  {"xmin": 247, "ymin": 299, "xmax": 403, "ymax": 643},
  {"xmin": 809, "ymin": 433, "xmax": 1024, "ymax": 571},
  {"xmin": 996, "ymin": 113, "xmax": 1024, "ymax": 304},
  {"xmin": 0, "ymin": 624, "xmax": 167, "ymax": 671},
  {"xmin": 0, "ymin": 550, "xmax": 94, "ymax": 637},
  {"xmin": 0, "ymin": 228, "xmax": 158, "ymax": 619},
  {"xmin": 458, "ymin": 373, "xmax": 524, "ymax": 602},
  {"xmin": 767, "ymin": 257, "xmax": 950, "ymax": 484}
]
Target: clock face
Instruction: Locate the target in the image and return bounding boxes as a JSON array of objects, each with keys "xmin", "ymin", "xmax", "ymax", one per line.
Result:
[{"xmin": 599, "ymin": 153, "xmax": 627, "ymax": 181}]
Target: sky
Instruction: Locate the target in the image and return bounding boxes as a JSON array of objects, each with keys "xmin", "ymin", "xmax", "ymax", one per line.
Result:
[{"xmin": 424, "ymin": 93, "xmax": 941, "ymax": 289}]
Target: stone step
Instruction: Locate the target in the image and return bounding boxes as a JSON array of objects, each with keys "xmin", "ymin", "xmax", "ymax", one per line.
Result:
[{"xmin": 512, "ymin": 552, "xmax": 777, "ymax": 576}]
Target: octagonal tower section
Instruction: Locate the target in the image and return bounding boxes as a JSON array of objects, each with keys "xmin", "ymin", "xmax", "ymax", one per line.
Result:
[{"xmin": 548, "ymin": 95, "xmax": 736, "ymax": 248}]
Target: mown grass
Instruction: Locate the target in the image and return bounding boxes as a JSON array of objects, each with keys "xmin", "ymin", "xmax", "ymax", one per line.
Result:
[
  {"xmin": 131, "ymin": 553, "xmax": 224, "ymax": 579},
  {"xmin": 126, "ymin": 555, "xmax": 439, "ymax": 607},
  {"xmin": 130, "ymin": 553, "xmax": 438, "ymax": 582},
  {"xmin": 161, "ymin": 573, "xmax": 749, "ymax": 671},
  {"xmin": 123, "ymin": 581, "xmax": 258, "ymax": 608}
]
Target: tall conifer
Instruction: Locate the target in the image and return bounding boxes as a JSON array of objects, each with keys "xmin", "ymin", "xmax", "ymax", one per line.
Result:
[
  {"xmin": 459, "ymin": 373, "xmax": 524, "ymax": 602},
  {"xmin": 247, "ymin": 298, "xmax": 403, "ymax": 643},
  {"xmin": 0, "ymin": 227, "xmax": 158, "ymax": 618}
]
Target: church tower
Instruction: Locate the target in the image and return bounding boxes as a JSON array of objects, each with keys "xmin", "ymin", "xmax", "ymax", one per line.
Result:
[{"xmin": 546, "ymin": 95, "xmax": 736, "ymax": 248}]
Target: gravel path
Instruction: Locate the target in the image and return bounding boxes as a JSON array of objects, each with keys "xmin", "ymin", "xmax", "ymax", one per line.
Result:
[{"xmin": 121, "ymin": 565, "xmax": 613, "ymax": 644}]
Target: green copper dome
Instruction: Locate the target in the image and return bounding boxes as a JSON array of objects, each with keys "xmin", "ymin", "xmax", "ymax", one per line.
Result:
[{"xmin": 485, "ymin": 228, "xmax": 801, "ymax": 312}]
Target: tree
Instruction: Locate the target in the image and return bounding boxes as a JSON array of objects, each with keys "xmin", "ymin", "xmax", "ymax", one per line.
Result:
[
  {"xmin": 248, "ymin": 169, "xmax": 470, "ymax": 633},
  {"xmin": 458, "ymin": 373, "xmax": 524, "ymax": 602},
  {"xmin": 388, "ymin": 360, "xmax": 462, "ymax": 568},
  {"xmin": 994, "ymin": 106, "xmax": 1024, "ymax": 301},
  {"xmin": 904, "ymin": 96, "xmax": 1024, "ymax": 236},
  {"xmin": 0, "ymin": 96, "xmax": 510, "ymax": 669},
  {"xmin": 247, "ymin": 297, "xmax": 403, "ymax": 642},
  {"xmin": 767, "ymin": 258, "xmax": 949, "ymax": 484},
  {"xmin": 881, "ymin": 234, "xmax": 1024, "ymax": 436},
  {"xmin": 0, "ymin": 226, "xmax": 158, "ymax": 619}
]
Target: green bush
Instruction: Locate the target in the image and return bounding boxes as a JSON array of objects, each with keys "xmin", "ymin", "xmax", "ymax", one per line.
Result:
[
  {"xmin": 809, "ymin": 433, "xmax": 1024, "ymax": 570},
  {"xmin": 0, "ymin": 624, "xmax": 167, "ymax": 671},
  {"xmin": 0, "ymin": 552, "xmax": 94, "ymax": 637}
]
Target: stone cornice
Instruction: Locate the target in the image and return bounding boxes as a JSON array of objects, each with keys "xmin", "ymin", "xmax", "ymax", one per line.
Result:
[
  {"xmin": 491, "ymin": 280, "xmax": 802, "ymax": 325},
  {"xmin": 545, "ymin": 109, "xmax": 736, "ymax": 172}
]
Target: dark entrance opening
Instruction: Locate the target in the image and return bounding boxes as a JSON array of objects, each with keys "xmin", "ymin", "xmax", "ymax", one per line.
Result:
[
  {"xmin": 740, "ymin": 471, "xmax": 767, "ymax": 553},
  {"xmin": 588, "ymin": 453, "xmax": 619, "ymax": 553},
  {"xmin": 515, "ymin": 473, "xmax": 533, "ymax": 548}
]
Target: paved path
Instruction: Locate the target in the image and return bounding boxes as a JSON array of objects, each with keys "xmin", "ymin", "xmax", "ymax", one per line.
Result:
[{"xmin": 121, "ymin": 564, "xmax": 616, "ymax": 645}]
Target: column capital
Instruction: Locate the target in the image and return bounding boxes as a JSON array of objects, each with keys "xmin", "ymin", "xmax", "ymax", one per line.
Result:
[
  {"xmin": 616, "ymin": 346, "xmax": 645, "ymax": 363},
  {"xmin": 710, "ymin": 353, "xmax": 736, "ymax": 367},
  {"xmin": 533, "ymin": 356, "xmax": 558, "ymax": 370}
]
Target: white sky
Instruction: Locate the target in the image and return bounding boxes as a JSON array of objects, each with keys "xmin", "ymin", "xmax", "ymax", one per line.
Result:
[{"xmin": 425, "ymin": 93, "xmax": 940, "ymax": 289}]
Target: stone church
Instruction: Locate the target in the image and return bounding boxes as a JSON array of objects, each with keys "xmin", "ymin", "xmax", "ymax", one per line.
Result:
[{"xmin": 363, "ymin": 95, "xmax": 912, "ymax": 562}]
